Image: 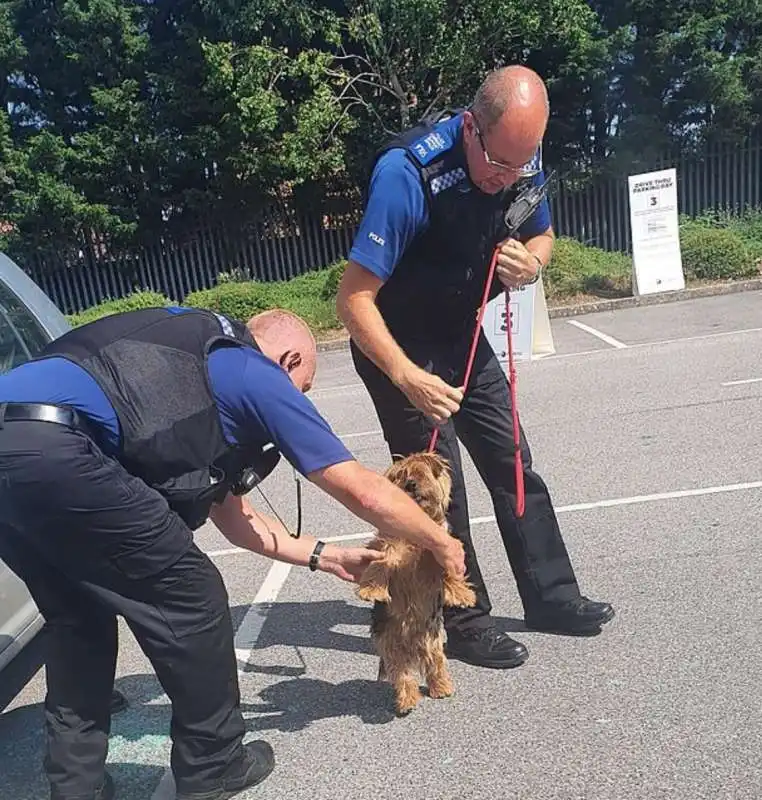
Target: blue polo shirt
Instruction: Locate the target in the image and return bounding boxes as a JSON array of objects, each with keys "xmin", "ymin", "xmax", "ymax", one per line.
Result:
[
  {"xmin": 349, "ymin": 112, "xmax": 551, "ymax": 282},
  {"xmin": 0, "ymin": 316, "xmax": 354, "ymax": 477}
]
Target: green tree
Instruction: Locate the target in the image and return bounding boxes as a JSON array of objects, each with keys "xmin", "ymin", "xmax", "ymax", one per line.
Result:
[
  {"xmin": 593, "ymin": 0, "xmax": 762, "ymax": 161},
  {"xmin": 337, "ymin": 0, "xmax": 615, "ymax": 178}
]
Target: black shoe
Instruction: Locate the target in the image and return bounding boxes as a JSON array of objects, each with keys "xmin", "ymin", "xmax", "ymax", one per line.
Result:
[
  {"xmin": 175, "ymin": 741, "xmax": 275, "ymax": 800},
  {"xmin": 51, "ymin": 772, "xmax": 115, "ymax": 800},
  {"xmin": 446, "ymin": 626, "xmax": 529, "ymax": 669},
  {"xmin": 109, "ymin": 689, "xmax": 128, "ymax": 715},
  {"xmin": 525, "ymin": 597, "xmax": 615, "ymax": 635}
]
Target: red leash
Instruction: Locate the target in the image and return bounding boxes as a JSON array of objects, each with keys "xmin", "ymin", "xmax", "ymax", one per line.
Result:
[{"xmin": 427, "ymin": 246, "xmax": 526, "ymax": 517}]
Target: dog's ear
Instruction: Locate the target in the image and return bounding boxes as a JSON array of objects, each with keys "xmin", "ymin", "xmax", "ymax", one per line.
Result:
[{"xmin": 422, "ymin": 452, "xmax": 449, "ymax": 479}]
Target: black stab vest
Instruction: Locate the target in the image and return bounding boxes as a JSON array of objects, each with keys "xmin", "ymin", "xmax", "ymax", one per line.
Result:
[
  {"xmin": 370, "ymin": 111, "xmax": 532, "ymax": 340},
  {"xmin": 37, "ymin": 307, "xmax": 280, "ymax": 528}
]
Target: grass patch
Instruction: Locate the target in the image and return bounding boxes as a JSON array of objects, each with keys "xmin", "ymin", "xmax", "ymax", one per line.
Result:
[
  {"xmin": 544, "ymin": 237, "xmax": 632, "ymax": 301},
  {"xmin": 66, "ymin": 290, "xmax": 172, "ymax": 327}
]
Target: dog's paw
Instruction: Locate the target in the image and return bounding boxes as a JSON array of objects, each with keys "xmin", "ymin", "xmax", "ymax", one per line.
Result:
[
  {"xmin": 442, "ymin": 577, "xmax": 478, "ymax": 608},
  {"xmin": 357, "ymin": 584, "xmax": 391, "ymax": 603},
  {"xmin": 428, "ymin": 677, "xmax": 454, "ymax": 699},
  {"xmin": 395, "ymin": 684, "xmax": 423, "ymax": 716}
]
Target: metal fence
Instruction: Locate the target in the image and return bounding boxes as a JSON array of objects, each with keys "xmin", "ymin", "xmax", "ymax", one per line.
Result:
[
  {"xmin": 20, "ymin": 135, "xmax": 762, "ymax": 315},
  {"xmin": 550, "ymin": 137, "xmax": 762, "ymax": 252}
]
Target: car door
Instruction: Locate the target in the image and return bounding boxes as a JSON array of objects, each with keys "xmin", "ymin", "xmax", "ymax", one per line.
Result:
[{"xmin": 0, "ymin": 271, "xmax": 58, "ymax": 666}]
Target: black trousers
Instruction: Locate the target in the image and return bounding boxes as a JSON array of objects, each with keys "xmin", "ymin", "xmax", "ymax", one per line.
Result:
[
  {"xmin": 0, "ymin": 420, "xmax": 245, "ymax": 799},
  {"xmin": 351, "ymin": 330, "xmax": 581, "ymax": 633}
]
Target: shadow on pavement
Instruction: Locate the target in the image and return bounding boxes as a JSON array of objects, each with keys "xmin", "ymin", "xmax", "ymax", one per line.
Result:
[
  {"xmin": 0, "ymin": 599, "xmax": 395, "ymax": 797},
  {"xmin": 247, "ymin": 599, "xmax": 375, "ymax": 657}
]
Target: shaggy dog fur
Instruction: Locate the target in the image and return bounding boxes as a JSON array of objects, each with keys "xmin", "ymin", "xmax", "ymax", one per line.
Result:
[{"xmin": 356, "ymin": 452, "xmax": 477, "ymax": 715}]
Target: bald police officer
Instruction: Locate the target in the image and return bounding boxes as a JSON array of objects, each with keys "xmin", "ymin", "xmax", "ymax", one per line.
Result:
[{"xmin": 337, "ymin": 65, "xmax": 614, "ymax": 671}]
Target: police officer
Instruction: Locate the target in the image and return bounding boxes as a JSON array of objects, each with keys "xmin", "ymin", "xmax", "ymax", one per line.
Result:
[
  {"xmin": 336, "ymin": 65, "xmax": 615, "ymax": 671},
  {"xmin": 0, "ymin": 305, "xmax": 465, "ymax": 800}
]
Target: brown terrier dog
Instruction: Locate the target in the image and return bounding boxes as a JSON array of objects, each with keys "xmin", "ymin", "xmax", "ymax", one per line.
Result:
[{"xmin": 356, "ymin": 452, "xmax": 477, "ymax": 715}]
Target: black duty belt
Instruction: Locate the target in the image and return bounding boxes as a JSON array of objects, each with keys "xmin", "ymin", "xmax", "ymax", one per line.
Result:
[{"xmin": 0, "ymin": 402, "xmax": 89, "ymax": 431}]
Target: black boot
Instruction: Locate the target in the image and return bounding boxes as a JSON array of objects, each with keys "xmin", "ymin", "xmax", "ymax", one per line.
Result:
[
  {"xmin": 525, "ymin": 597, "xmax": 615, "ymax": 635},
  {"xmin": 445, "ymin": 626, "xmax": 529, "ymax": 669},
  {"xmin": 175, "ymin": 741, "xmax": 275, "ymax": 800}
]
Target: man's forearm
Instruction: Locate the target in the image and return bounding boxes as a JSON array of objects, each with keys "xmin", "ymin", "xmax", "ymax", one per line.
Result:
[
  {"xmin": 210, "ymin": 494, "xmax": 321, "ymax": 567},
  {"xmin": 308, "ymin": 461, "xmax": 449, "ymax": 552},
  {"xmin": 522, "ymin": 226, "xmax": 555, "ymax": 268},
  {"xmin": 336, "ymin": 261, "xmax": 415, "ymax": 387}
]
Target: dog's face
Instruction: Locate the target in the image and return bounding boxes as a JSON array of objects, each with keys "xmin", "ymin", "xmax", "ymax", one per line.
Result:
[{"xmin": 385, "ymin": 453, "xmax": 452, "ymax": 524}]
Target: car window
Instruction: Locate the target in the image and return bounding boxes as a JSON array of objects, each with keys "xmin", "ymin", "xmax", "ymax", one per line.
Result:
[{"xmin": 0, "ymin": 278, "xmax": 51, "ymax": 374}]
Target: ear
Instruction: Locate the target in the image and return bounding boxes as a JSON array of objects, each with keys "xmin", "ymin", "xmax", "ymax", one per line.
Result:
[{"xmin": 279, "ymin": 350, "xmax": 303, "ymax": 373}]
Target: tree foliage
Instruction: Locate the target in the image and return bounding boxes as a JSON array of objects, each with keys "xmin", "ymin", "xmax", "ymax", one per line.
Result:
[{"xmin": 0, "ymin": 0, "xmax": 760, "ymax": 260}]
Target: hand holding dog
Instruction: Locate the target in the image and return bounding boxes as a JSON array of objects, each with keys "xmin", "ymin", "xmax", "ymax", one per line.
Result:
[
  {"xmin": 434, "ymin": 535, "xmax": 466, "ymax": 579},
  {"xmin": 318, "ymin": 543, "xmax": 384, "ymax": 583}
]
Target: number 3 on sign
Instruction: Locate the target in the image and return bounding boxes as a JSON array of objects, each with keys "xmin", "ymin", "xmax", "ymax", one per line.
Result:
[{"xmin": 498, "ymin": 300, "xmax": 520, "ymax": 336}]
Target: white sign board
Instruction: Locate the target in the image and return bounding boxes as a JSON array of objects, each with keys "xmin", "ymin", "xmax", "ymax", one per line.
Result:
[
  {"xmin": 482, "ymin": 278, "xmax": 555, "ymax": 368},
  {"xmin": 627, "ymin": 168, "xmax": 685, "ymax": 295}
]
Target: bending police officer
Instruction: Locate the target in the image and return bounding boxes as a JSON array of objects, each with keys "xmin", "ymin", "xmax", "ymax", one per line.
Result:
[{"xmin": 0, "ymin": 305, "xmax": 465, "ymax": 800}]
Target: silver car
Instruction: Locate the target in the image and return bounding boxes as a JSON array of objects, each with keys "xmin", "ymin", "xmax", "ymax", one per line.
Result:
[{"xmin": 0, "ymin": 252, "xmax": 71, "ymax": 674}]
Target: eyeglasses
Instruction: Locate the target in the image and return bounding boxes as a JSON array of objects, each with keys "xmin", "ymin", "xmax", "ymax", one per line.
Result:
[{"xmin": 470, "ymin": 114, "xmax": 543, "ymax": 178}]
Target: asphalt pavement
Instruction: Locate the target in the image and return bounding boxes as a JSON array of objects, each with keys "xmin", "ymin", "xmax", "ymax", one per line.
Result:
[{"xmin": 1, "ymin": 289, "xmax": 761, "ymax": 800}]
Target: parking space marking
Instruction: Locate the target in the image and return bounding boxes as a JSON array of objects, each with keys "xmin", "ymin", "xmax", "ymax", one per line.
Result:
[
  {"xmin": 566, "ymin": 319, "xmax": 628, "ymax": 349},
  {"xmin": 207, "ymin": 546, "xmax": 245, "ymax": 558},
  {"xmin": 203, "ymin": 479, "xmax": 762, "ymax": 555},
  {"xmin": 299, "ymin": 479, "xmax": 762, "ymax": 546},
  {"xmin": 721, "ymin": 377, "xmax": 762, "ymax": 387},
  {"xmin": 305, "ymin": 328, "xmax": 762, "ymax": 395},
  {"xmin": 338, "ymin": 429, "xmax": 382, "ymax": 440}
]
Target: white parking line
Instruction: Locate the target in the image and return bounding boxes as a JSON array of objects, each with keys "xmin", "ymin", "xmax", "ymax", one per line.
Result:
[
  {"xmin": 301, "ymin": 479, "xmax": 762, "ymax": 545},
  {"xmin": 307, "ymin": 328, "xmax": 762, "ymax": 394},
  {"xmin": 205, "ymin": 480, "xmax": 762, "ymax": 554},
  {"xmin": 721, "ymin": 377, "xmax": 762, "ymax": 387},
  {"xmin": 566, "ymin": 319, "xmax": 628, "ymax": 349},
  {"xmin": 339, "ymin": 429, "xmax": 382, "ymax": 440}
]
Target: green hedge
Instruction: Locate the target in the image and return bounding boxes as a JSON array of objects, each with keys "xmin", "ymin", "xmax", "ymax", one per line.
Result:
[
  {"xmin": 66, "ymin": 290, "xmax": 172, "ymax": 327},
  {"xmin": 544, "ymin": 237, "xmax": 632, "ymax": 300},
  {"xmin": 678, "ymin": 222, "xmax": 759, "ymax": 280},
  {"xmin": 677, "ymin": 210, "xmax": 762, "ymax": 280},
  {"xmin": 66, "ymin": 212, "xmax": 762, "ymax": 333},
  {"xmin": 67, "ymin": 262, "xmax": 346, "ymax": 330},
  {"xmin": 184, "ymin": 264, "xmax": 344, "ymax": 331}
]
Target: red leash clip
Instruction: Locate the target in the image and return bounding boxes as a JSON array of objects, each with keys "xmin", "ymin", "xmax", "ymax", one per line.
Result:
[{"xmin": 427, "ymin": 246, "xmax": 526, "ymax": 518}]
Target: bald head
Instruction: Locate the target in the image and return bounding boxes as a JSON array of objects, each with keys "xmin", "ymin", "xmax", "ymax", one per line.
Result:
[
  {"xmin": 472, "ymin": 65, "xmax": 549, "ymax": 132},
  {"xmin": 247, "ymin": 309, "xmax": 317, "ymax": 392},
  {"xmin": 463, "ymin": 65, "xmax": 549, "ymax": 194}
]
